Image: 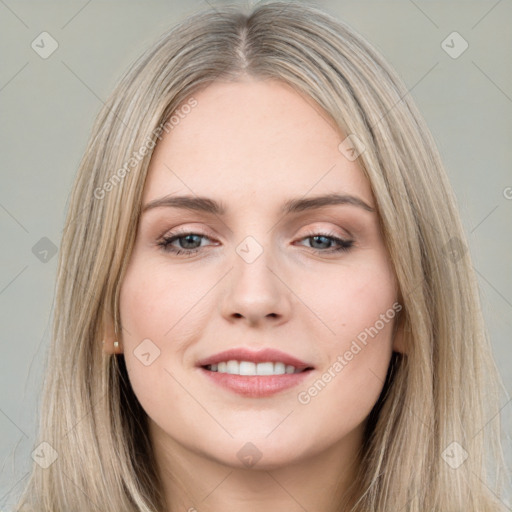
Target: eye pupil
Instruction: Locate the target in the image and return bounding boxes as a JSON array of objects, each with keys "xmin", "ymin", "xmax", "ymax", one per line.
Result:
[
  {"xmin": 180, "ymin": 234, "xmax": 202, "ymax": 249},
  {"xmin": 311, "ymin": 235, "xmax": 331, "ymax": 249}
]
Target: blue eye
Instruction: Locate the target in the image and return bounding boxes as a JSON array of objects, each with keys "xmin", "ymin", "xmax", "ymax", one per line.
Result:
[
  {"xmin": 299, "ymin": 232, "xmax": 354, "ymax": 253},
  {"xmin": 157, "ymin": 232, "xmax": 211, "ymax": 256},
  {"xmin": 157, "ymin": 230, "xmax": 354, "ymax": 256}
]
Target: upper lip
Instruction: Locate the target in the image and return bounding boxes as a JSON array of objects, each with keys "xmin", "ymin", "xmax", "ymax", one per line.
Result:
[{"xmin": 196, "ymin": 347, "xmax": 314, "ymax": 371}]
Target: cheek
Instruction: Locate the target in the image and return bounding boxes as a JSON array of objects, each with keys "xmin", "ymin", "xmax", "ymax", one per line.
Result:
[
  {"xmin": 118, "ymin": 290, "xmax": 188, "ymax": 434},
  {"xmin": 119, "ymin": 258, "xmax": 209, "ymax": 342},
  {"xmin": 298, "ymin": 256, "xmax": 397, "ymax": 407},
  {"xmin": 118, "ymin": 257, "xmax": 213, "ymax": 418},
  {"xmin": 311, "ymin": 256, "xmax": 397, "ymax": 345}
]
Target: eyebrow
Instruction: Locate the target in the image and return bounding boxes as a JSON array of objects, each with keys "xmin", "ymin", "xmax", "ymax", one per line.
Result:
[{"xmin": 141, "ymin": 193, "xmax": 375, "ymax": 215}]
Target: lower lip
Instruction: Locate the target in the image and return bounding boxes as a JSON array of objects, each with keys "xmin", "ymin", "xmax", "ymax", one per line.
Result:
[{"xmin": 198, "ymin": 367, "xmax": 313, "ymax": 398}]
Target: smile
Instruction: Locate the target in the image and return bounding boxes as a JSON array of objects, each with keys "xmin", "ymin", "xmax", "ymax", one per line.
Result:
[{"xmin": 203, "ymin": 360, "xmax": 308, "ymax": 375}]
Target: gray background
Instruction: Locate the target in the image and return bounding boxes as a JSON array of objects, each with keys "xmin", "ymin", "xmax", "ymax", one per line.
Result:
[{"xmin": 1, "ymin": 0, "xmax": 511, "ymax": 508}]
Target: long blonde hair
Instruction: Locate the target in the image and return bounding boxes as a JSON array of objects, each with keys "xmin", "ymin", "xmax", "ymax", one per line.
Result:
[{"xmin": 16, "ymin": 1, "xmax": 508, "ymax": 510}]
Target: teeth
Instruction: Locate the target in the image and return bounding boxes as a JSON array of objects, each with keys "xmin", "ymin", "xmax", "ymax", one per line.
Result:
[
  {"xmin": 226, "ymin": 360, "xmax": 239, "ymax": 374},
  {"xmin": 239, "ymin": 361, "xmax": 256, "ymax": 375},
  {"xmin": 274, "ymin": 362, "xmax": 285, "ymax": 374},
  {"xmin": 207, "ymin": 360, "xmax": 302, "ymax": 375},
  {"xmin": 285, "ymin": 364, "xmax": 295, "ymax": 374}
]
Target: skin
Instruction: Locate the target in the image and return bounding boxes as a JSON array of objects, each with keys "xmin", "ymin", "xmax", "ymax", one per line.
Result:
[{"xmin": 104, "ymin": 76, "xmax": 404, "ymax": 512}]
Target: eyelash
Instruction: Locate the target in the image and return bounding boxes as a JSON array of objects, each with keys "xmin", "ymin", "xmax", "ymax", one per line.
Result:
[{"xmin": 156, "ymin": 228, "xmax": 354, "ymax": 257}]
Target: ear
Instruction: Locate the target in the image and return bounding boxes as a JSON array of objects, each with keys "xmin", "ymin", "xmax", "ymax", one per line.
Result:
[
  {"xmin": 391, "ymin": 305, "xmax": 406, "ymax": 354},
  {"xmin": 101, "ymin": 310, "xmax": 123, "ymax": 355}
]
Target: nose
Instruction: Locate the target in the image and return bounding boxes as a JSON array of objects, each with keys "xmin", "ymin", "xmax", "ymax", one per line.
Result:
[{"xmin": 220, "ymin": 246, "xmax": 292, "ymax": 327}]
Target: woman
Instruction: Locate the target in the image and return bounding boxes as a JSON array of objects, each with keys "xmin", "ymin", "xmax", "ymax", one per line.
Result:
[{"xmin": 16, "ymin": 1, "xmax": 508, "ymax": 511}]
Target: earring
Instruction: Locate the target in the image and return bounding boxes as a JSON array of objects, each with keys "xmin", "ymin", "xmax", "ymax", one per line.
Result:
[{"xmin": 113, "ymin": 295, "xmax": 121, "ymax": 350}]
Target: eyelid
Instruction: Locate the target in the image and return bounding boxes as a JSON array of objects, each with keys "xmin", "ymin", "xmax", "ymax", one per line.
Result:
[
  {"xmin": 159, "ymin": 224, "xmax": 217, "ymax": 240},
  {"xmin": 161, "ymin": 217, "xmax": 354, "ymax": 237},
  {"xmin": 298, "ymin": 227, "xmax": 352, "ymax": 241},
  {"xmin": 296, "ymin": 222, "xmax": 354, "ymax": 240},
  {"xmin": 159, "ymin": 223, "xmax": 352, "ymax": 243}
]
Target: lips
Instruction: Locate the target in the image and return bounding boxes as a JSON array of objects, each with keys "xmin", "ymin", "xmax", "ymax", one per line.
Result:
[
  {"xmin": 195, "ymin": 347, "xmax": 315, "ymax": 371},
  {"xmin": 196, "ymin": 347, "xmax": 315, "ymax": 398}
]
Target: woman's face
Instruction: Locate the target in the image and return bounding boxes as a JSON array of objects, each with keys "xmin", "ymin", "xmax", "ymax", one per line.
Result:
[{"xmin": 119, "ymin": 77, "xmax": 402, "ymax": 470}]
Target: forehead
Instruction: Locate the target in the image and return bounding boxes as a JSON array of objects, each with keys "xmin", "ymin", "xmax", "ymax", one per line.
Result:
[{"xmin": 143, "ymin": 79, "xmax": 373, "ymax": 210}]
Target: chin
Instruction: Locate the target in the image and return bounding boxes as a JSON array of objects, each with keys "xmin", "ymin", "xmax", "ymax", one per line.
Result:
[{"xmin": 211, "ymin": 436, "xmax": 311, "ymax": 470}]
